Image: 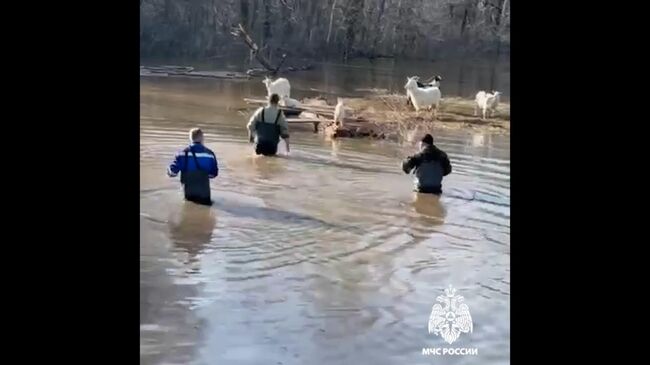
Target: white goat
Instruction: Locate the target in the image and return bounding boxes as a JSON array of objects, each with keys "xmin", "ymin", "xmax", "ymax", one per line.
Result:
[
  {"xmin": 404, "ymin": 76, "xmax": 441, "ymax": 116},
  {"xmin": 262, "ymin": 77, "xmax": 291, "ymax": 99},
  {"xmin": 415, "ymin": 75, "xmax": 442, "ymax": 88},
  {"xmin": 407, "ymin": 76, "xmax": 441, "ymax": 106},
  {"xmin": 334, "ymin": 98, "xmax": 346, "ymax": 127},
  {"xmin": 474, "ymin": 91, "xmax": 501, "ymax": 119}
]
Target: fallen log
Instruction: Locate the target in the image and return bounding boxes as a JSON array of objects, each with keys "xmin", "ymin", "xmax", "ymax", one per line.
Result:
[
  {"xmin": 324, "ymin": 122, "xmax": 386, "ymax": 139},
  {"xmin": 141, "ymin": 65, "xmax": 194, "ymax": 74},
  {"xmin": 181, "ymin": 71, "xmax": 249, "ymax": 79},
  {"xmin": 140, "ymin": 67, "xmax": 249, "ymax": 80}
]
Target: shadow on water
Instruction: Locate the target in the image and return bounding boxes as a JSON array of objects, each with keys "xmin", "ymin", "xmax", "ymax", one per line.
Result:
[
  {"xmin": 212, "ymin": 196, "xmax": 362, "ymax": 235},
  {"xmin": 168, "ymin": 202, "xmax": 217, "ymax": 263},
  {"xmin": 443, "ymin": 188, "xmax": 510, "ymax": 208},
  {"xmin": 248, "ymin": 153, "xmax": 288, "ymax": 180},
  {"xmin": 276, "ymin": 151, "xmax": 400, "ymax": 176}
]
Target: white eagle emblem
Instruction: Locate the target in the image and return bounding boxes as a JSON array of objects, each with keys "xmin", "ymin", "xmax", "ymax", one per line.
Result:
[{"xmin": 428, "ymin": 285, "xmax": 473, "ymax": 344}]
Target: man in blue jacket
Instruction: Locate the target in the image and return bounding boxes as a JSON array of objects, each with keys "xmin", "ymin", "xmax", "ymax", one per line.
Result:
[{"xmin": 167, "ymin": 128, "xmax": 219, "ymax": 205}]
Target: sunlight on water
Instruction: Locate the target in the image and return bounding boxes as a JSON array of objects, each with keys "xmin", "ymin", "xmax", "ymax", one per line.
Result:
[{"xmin": 140, "ymin": 68, "xmax": 509, "ymax": 365}]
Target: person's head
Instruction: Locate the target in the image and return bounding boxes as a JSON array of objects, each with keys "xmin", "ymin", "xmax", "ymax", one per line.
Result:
[
  {"xmin": 189, "ymin": 128, "xmax": 204, "ymax": 144},
  {"xmin": 269, "ymin": 93, "xmax": 280, "ymax": 105},
  {"xmin": 420, "ymin": 134, "xmax": 434, "ymax": 150}
]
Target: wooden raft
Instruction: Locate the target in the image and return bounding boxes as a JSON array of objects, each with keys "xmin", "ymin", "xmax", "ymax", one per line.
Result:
[{"xmin": 243, "ymin": 98, "xmax": 367, "ymax": 133}]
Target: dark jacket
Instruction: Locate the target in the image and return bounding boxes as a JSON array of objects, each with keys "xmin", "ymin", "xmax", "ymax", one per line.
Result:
[
  {"xmin": 167, "ymin": 143, "xmax": 218, "ymax": 204},
  {"xmin": 402, "ymin": 144, "xmax": 452, "ymax": 194}
]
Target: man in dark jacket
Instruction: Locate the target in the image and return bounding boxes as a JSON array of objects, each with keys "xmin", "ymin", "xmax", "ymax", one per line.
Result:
[
  {"xmin": 167, "ymin": 128, "xmax": 219, "ymax": 205},
  {"xmin": 402, "ymin": 134, "xmax": 452, "ymax": 195}
]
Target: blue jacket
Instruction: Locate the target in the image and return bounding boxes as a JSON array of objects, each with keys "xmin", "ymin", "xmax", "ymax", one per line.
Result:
[{"xmin": 167, "ymin": 143, "xmax": 219, "ymax": 178}]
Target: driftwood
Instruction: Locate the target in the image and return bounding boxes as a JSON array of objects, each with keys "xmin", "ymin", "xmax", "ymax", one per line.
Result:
[
  {"xmin": 246, "ymin": 64, "xmax": 314, "ymax": 77},
  {"xmin": 140, "ymin": 65, "xmax": 194, "ymax": 74},
  {"xmin": 231, "ymin": 23, "xmax": 283, "ymax": 75},
  {"xmin": 232, "ymin": 23, "xmax": 314, "ymax": 77},
  {"xmin": 140, "ymin": 66, "xmax": 249, "ymax": 80},
  {"xmin": 324, "ymin": 123, "xmax": 386, "ymax": 139}
]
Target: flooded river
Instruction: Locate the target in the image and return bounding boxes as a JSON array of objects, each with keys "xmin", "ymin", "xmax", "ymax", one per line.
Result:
[{"xmin": 140, "ymin": 67, "xmax": 510, "ymax": 364}]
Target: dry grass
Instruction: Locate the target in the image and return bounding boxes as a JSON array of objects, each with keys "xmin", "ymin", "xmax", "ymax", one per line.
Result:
[
  {"xmin": 343, "ymin": 93, "xmax": 509, "ymax": 142},
  {"xmin": 291, "ymin": 93, "xmax": 510, "ymax": 141}
]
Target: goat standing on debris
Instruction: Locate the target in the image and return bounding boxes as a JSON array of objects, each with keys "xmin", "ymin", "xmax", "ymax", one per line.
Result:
[
  {"xmin": 407, "ymin": 75, "xmax": 442, "ymax": 107},
  {"xmin": 474, "ymin": 91, "xmax": 501, "ymax": 119},
  {"xmin": 334, "ymin": 98, "xmax": 346, "ymax": 127},
  {"xmin": 405, "ymin": 77, "xmax": 442, "ymax": 118},
  {"xmin": 263, "ymin": 77, "xmax": 291, "ymax": 99}
]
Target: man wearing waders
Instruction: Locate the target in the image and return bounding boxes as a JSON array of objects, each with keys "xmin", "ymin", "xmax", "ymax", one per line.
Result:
[
  {"xmin": 167, "ymin": 128, "xmax": 219, "ymax": 205},
  {"xmin": 247, "ymin": 93, "xmax": 290, "ymax": 156}
]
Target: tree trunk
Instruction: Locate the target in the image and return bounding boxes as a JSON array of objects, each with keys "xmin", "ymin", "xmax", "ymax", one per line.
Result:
[
  {"xmin": 489, "ymin": 40, "xmax": 500, "ymax": 91},
  {"xmin": 392, "ymin": 0, "xmax": 403, "ymax": 54},
  {"xmin": 360, "ymin": 1, "xmax": 371, "ymax": 48},
  {"xmin": 489, "ymin": 0, "xmax": 507, "ymax": 92},
  {"xmin": 249, "ymin": 0, "xmax": 258, "ymax": 34},
  {"xmin": 326, "ymin": 0, "xmax": 338, "ymax": 45},
  {"xmin": 306, "ymin": 0, "xmax": 318, "ymax": 52},
  {"xmin": 262, "ymin": 0, "xmax": 272, "ymax": 60},
  {"xmin": 281, "ymin": 0, "xmax": 293, "ymax": 41},
  {"xmin": 342, "ymin": 0, "xmax": 363, "ymax": 61},
  {"xmin": 369, "ymin": 0, "xmax": 387, "ymax": 57},
  {"xmin": 460, "ymin": 8, "xmax": 468, "ymax": 36},
  {"xmin": 501, "ymin": 0, "xmax": 509, "ymax": 25},
  {"xmin": 240, "ymin": 0, "xmax": 249, "ymax": 26}
]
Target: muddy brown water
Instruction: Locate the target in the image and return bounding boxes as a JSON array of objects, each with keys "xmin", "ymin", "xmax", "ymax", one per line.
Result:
[{"xmin": 140, "ymin": 64, "xmax": 510, "ymax": 365}]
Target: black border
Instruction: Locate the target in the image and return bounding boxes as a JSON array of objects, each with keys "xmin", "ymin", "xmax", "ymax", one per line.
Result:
[
  {"xmin": 8, "ymin": 0, "xmax": 627, "ymax": 363},
  {"xmin": 8, "ymin": 1, "xmax": 141, "ymax": 362},
  {"xmin": 510, "ymin": 1, "xmax": 626, "ymax": 363}
]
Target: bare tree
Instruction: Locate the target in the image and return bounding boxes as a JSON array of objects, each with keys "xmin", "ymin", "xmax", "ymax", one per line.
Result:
[
  {"xmin": 326, "ymin": 0, "xmax": 338, "ymax": 45},
  {"xmin": 140, "ymin": 0, "xmax": 510, "ymax": 61}
]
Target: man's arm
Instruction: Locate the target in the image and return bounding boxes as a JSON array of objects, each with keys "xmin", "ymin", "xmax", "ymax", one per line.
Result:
[
  {"xmin": 440, "ymin": 151, "xmax": 452, "ymax": 176},
  {"xmin": 278, "ymin": 111, "xmax": 290, "ymax": 139},
  {"xmin": 209, "ymin": 153, "xmax": 219, "ymax": 179},
  {"xmin": 167, "ymin": 152, "xmax": 184, "ymax": 177},
  {"xmin": 247, "ymin": 108, "xmax": 263, "ymax": 142},
  {"xmin": 401, "ymin": 153, "xmax": 421, "ymax": 174}
]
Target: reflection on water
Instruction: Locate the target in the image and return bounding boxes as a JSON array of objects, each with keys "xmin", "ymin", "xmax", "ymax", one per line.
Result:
[
  {"xmin": 169, "ymin": 202, "xmax": 217, "ymax": 264},
  {"xmin": 413, "ymin": 193, "xmax": 447, "ymax": 222},
  {"xmin": 142, "ymin": 57, "xmax": 510, "ymax": 101},
  {"xmin": 140, "ymin": 66, "xmax": 510, "ymax": 365}
]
